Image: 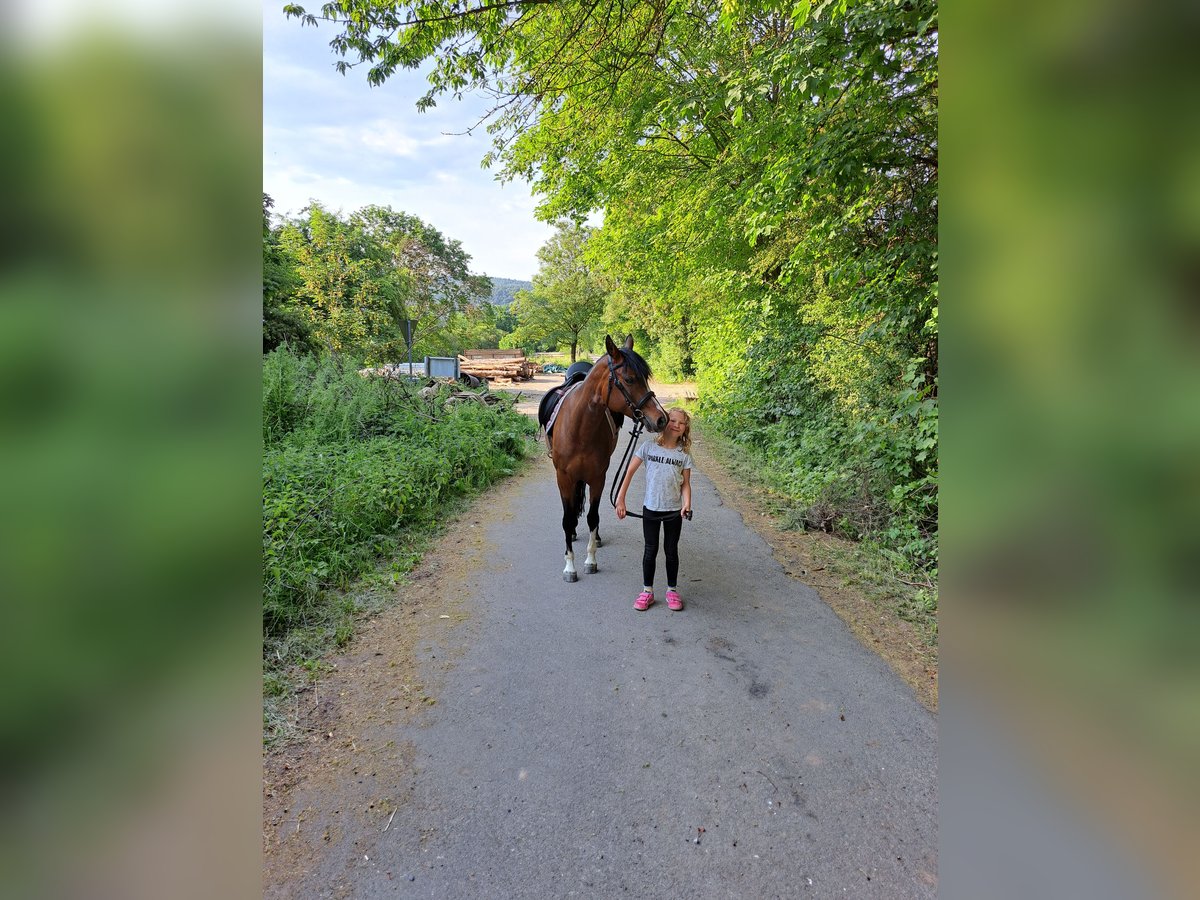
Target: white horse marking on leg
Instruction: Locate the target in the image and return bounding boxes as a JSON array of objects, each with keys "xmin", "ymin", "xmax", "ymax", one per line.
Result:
[{"xmin": 584, "ymin": 529, "xmax": 599, "ymax": 574}]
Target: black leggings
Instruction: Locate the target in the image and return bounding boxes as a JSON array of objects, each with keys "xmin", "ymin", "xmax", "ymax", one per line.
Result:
[{"xmin": 642, "ymin": 509, "xmax": 683, "ymax": 587}]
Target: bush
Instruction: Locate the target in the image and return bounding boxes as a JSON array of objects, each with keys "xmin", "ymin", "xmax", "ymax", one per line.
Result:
[
  {"xmin": 262, "ymin": 347, "xmax": 535, "ymax": 669},
  {"xmin": 697, "ymin": 326, "xmax": 937, "ymax": 576}
]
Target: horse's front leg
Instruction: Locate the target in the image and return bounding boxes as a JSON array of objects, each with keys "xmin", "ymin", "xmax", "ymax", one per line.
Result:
[{"xmin": 583, "ymin": 487, "xmax": 602, "ymax": 574}]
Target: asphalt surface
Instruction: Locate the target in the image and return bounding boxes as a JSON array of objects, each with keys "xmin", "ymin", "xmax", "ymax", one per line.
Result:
[{"xmin": 269, "ymin": 416, "xmax": 938, "ymax": 898}]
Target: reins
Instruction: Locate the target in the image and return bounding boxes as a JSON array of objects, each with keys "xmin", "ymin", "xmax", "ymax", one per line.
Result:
[
  {"xmin": 604, "ymin": 352, "xmax": 658, "ymax": 520},
  {"xmin": 608, "ymin": 418, "xmax": 646, "ymax": 519}
]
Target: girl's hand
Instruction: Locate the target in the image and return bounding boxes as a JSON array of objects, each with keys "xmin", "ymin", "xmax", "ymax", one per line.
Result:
[
  {"xmin": 616, "ymin": 498, "xmax": 626, "ymax": 520},
  {"xmin": 681, "ymin": 504, "xmax": 692, "ymax": 520}
]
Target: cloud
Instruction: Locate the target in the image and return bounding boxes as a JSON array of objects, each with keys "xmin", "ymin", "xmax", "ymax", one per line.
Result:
[
  {"xmin": 263, "ymin": 2, "xmax": 555, "ymax": 278},
  {"xmin": 359, "ymin": 121, "xmax": 457, "ymax": 158},
  {"xmin": 262, "ymin": 53, "xmax": 342, "ymax": 99}
]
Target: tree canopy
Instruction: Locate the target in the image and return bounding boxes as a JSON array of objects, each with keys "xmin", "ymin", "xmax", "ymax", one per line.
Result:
[
  {"xmin": 503, "ymin": 221, "xmax": 606, "ymax": 360},
  {"xmin": 271, "ymin": 202, "xmax": 493, "ymax": 362},
  {"xmin": 262, "ymin": 193, "xmax": 317, "ymax": 354}
]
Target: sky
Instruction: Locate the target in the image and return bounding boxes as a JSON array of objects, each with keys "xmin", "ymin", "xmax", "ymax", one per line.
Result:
[{"xmin": 263, "ymin": 2, "xmax": 555, "ymax": 281}]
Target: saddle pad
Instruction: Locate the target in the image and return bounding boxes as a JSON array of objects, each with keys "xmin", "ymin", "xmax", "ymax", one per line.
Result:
[{"xmin": 543, "ymin": 381, "xmax": 582, "ymax": 437}]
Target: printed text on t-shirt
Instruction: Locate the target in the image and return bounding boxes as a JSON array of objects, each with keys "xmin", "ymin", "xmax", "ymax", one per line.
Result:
[{"xmin": 645, "ymin": 453, "xmax": 683, "ymax": 468}]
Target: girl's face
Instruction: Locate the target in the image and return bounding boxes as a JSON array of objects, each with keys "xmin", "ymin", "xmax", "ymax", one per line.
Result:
[{"xmin": 666, "ymin": 412, "xmax": 689, "ymax": 438}]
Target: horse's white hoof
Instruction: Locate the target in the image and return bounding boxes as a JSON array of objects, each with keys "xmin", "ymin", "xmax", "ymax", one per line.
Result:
[
  {"xmin": 564, "ymin": 572, "xmax": 578, "ymax": 583},
  {"xmin": 584, "ymin": 563, "xmax": 598, "ymax": 574}
]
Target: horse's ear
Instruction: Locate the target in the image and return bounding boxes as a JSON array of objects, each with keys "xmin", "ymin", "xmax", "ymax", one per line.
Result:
[
  {"xmin": 605, "ymin": 335, "xmax": 620, "ymax": 358},
  {"xmin": 623, "ymin": 334, "xmax": 634, "ymax": 350}
]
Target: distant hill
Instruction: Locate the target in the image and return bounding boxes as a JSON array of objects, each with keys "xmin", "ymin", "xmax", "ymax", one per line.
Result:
[{"xmin": 485, "ymin": 277, "xmax": 533, "ymax": 307}]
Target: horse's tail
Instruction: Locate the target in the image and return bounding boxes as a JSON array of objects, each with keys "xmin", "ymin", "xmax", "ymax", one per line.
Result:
[{"xmin": 571, "ymin": 480, "xmax": 586, "ymax": 525}]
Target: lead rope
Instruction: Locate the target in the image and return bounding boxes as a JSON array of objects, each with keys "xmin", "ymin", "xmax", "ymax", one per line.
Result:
[{"xmin": 609, "ymin": 419, "xmax": 646, "ymax": 519}]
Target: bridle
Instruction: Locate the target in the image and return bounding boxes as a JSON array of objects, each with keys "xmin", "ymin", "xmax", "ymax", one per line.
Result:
[{"xmin": 606, "ymin": 354, "xmax": 659, "ymax": 425}]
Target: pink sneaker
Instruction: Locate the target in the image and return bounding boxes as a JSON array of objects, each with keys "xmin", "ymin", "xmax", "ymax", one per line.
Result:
[
  {"xmin": 666, "ymin": 590, "xmax": 684, "ymax": 611},
  {"xmin": 634, "ymin": 591, "xmax": 655, "ymax": 611}
]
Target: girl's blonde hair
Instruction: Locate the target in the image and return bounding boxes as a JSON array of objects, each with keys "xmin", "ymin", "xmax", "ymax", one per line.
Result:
[{"xmin": 655, "ymin": 407, "xmax": 692, "ymax": 453}]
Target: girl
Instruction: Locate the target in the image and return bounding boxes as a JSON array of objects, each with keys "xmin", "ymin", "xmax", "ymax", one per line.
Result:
[{"xmin": 615, "ymin": 407, "xmax": 694, "ymax": 611}]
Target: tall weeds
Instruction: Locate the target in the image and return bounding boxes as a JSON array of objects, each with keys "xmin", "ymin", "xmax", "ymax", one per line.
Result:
[{"xmin": 262, "ymin": 348, "xmax": 534, "ymax": 673}]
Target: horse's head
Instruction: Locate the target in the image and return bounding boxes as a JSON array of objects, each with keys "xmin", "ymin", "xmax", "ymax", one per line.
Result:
[{"xmin": 601, "ymin": 335, "xmax": 669, "ymax": 432}]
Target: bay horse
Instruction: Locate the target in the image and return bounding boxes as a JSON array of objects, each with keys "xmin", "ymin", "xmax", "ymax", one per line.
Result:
[{"xmin": 541, "ymin": 336, "xmax": 669, "ymax": 582}]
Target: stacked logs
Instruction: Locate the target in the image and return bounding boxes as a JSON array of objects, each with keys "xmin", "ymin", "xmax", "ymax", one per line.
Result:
[{"xmin": 457, "ymin": 350, "xmax": 539, "ymax": 382}]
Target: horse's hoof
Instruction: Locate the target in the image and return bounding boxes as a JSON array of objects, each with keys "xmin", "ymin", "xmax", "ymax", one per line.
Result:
[
  {"xmin": 563, "ymin": 572, "xmax": 578, "ymax": 583},
  {"xmin": 584, "ymin": 563, "xmax": 598, "ymax": 574}
]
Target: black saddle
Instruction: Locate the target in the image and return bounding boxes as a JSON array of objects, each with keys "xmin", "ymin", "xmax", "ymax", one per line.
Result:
[
  {"xmin": 565, "ymin": 360, "xmax": 594, "ymax": 382},
  {"xmin": 538, "ymin": 365, "xmax": 590, "ymax": 432}
]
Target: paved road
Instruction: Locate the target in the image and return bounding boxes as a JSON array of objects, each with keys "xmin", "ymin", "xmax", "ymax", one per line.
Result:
[{"xmin": 266, "ymin": 414, "xmax": 937, "ymax": 898}]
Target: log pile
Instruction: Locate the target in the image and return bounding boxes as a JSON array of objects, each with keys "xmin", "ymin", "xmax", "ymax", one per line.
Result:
[{"xmin": 457, "ymin": 350, "xmax": 539, "ymax": 382}]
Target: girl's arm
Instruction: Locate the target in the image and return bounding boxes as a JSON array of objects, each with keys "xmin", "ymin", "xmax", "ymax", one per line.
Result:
[
  {"xmin": 615, "ymin": 456, "xmax": 642, "ymax": 520},
  {"xmin": 681, "ymin": 469, "xmax": 692, "ymax": 518}
]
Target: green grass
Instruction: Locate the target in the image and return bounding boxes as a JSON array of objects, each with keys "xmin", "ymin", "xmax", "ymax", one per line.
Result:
[
  {"xmin": 532, "ymin": 351, "xmax": 575, "ymax": 369},
  {"xmin": 262, "ymin": 491, "xmax": 499, "ymax": 745}
]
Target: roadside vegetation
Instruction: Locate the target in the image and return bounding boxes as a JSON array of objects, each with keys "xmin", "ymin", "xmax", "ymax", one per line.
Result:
[
  {"xmin": 262, "ymin": 347, "xmax": 535, "ymax": 742},
  {"xmin": 695, "ymin": 424, "xmax": 937, "ymax": 646}
]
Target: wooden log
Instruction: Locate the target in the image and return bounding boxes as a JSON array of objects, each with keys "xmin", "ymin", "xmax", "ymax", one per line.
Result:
[
  {"xmin": 458, "ymin": 363, "xmax": 525, "ymax": 374},
  {"xmin": 457, "ymin": 359, "xmax": 533, "ymax": 380},
  {"xmin": 462, "ymin": 348, "xmax": 526, "ymax": 360}
]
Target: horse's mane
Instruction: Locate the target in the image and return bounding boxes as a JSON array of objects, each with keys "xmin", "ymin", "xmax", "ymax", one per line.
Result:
[{"xmin": 613, "ymin": 347, "xmax": 652, "ymax": 382}]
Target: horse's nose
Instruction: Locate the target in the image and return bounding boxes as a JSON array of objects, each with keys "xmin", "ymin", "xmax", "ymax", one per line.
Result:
[{"xmin": 655, "ymin": 411, "xmax": 668, "ymax": 431}]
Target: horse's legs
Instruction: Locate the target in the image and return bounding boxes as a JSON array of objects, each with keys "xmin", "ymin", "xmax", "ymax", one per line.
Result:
[
  {"xmin": 583, "ymin": 481, "xmax": 604, "ymax": 574},
  {"xmin": 559, "ymin": 474, "xmax": 580, "ymax": 583}
]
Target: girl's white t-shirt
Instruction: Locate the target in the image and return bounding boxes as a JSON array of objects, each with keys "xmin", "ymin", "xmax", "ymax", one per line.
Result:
[{"xmin": 635, "ymin": 441, "xmax": 694, "ymax": 512}]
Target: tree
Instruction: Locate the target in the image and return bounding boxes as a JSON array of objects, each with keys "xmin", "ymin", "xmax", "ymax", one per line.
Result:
[
  {"xmin": 506, "ymin": 222, "xmax": 606, "ymax": 361},
  {"xmin": 262, "ymin": 193, "xmax": 316, "ymax": 354},
  {"xmin": 276, "ymin": 202, "xmax": 491, "ymax": 361},
  {"xmin": 349, "ymin": 205, "xmax": 491, "ymax": 358},
  {"xmin": 444, "ymin": 301, "xmax": 516, "ymax": 350},
  {"xmin": 276, "ymin": 202, "xmax": 405, "ymax": 358}
]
